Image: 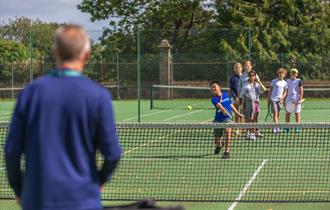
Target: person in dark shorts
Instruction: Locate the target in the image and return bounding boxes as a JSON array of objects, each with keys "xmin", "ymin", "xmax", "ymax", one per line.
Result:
[
  {"xmin": 210, "ymin": 81, "xmax": 244, "ymax": 159},
  {"xmin": 268, "ymin": 68, "xmax": 288, "ymax": 133}
]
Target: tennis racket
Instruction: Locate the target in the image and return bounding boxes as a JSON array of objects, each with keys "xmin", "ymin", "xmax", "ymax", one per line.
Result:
[
  {"xmin": 223, "ymin": 106, "xmax": 233, "ymax": 119},
  {"xmin": 264, "ymin": 103, "xmax": 273, "ymax": 122},
  {"xmin": 286, "ymin": 98, "xmax": 305, "ymax": 113}
]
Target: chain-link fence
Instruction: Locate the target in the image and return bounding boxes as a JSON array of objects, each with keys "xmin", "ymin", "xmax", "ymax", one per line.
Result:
[{"xmin": 0, "ymin": 28, "xmax": 329, "ymax": 122}]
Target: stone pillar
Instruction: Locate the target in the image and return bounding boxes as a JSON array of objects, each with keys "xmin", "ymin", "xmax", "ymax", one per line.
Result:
[{"xmin": 158, "ymin": 39, "xmax": 172, "ymax": 99}]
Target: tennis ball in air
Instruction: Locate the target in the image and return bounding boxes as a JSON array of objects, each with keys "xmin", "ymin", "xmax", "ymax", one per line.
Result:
[{"xmin": 187, "ymin": 105, "xmax": 192, "ymax": 110}]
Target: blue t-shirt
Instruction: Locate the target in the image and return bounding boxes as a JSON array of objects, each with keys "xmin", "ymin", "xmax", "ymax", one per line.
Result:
[
  {"xmin": 5, "ymin": 69, "xmax": 121, "ymax": 210},
  {"xmin": 211, "ymin": 91, "xmax": 233, "ymax": 122}
]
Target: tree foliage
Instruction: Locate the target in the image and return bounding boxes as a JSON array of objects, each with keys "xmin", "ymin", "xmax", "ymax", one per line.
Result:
[
  {"xmin": 0, "ymin": 39, "xmax": 29, "ymax": 63},
  {"xmin": 0, "ymin": 17, "xmax": 59, "ymax": 62}
]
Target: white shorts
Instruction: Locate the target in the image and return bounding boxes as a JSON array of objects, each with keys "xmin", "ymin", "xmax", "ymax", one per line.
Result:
[{"xmin": 285, "ymin": 101, "xmax": 301, "ymax": 113}]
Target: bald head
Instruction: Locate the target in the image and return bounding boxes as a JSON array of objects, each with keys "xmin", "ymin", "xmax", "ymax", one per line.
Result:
[{"xmin": 54, "ymin": 24, "xmax": 90, "ymax": 63}]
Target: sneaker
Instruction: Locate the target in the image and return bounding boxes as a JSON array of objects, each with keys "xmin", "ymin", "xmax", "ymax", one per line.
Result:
[
  {"xmin": 246, "ymin": 130, "xmax": 250, "ymax": 139},
  {"xmin": 272, "ymin": 128, "xmax": 277, "ymax": 134},
  {"xmin": 256, "ymin": 131, "xmax": 263, "ymax": 137},
  {"xmin": 277, "ymin": 128, "xmax": 282, "ymax": 133},
  {"xmin": 295, "ymin": 128, "xmax": 301, "ymax": 133},
  {"xmin": 222, "ymin": 152, "xmax": 230, "ymax": 159},
  {"xmin": 249, "ymin": 133, "xmax": 256, "ymax": 140},
  {"xmin": 214, "ymin": 146, "xmax": 222, "ymax": 155},
  {"xmin": 235, "ymin": 129, "xmax": 241, "ymax": 136},
  {"xmin": 284, "ymin": 128, "xmax": 290, "ymax": 133}
]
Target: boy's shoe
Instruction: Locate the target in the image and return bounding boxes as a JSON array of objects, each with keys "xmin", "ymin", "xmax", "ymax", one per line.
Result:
[
  {"xmin": 222, "ymin": 152, "xmax": 230, "ymax": 159},
  {"xmin": 256, "ymin": 131, "xmax": 263, "ymax": 137},
  {"xmin": 246, "ymin": 130, "xmax": 250, "ymax": 139},
  {"xmin": 277, "ymin": 128, "xmax": 282, "ymax": 133},
  {"xmin": 249, "ymin": 134, "xmax": 256, "ymax": 140},
  {"xmin": 295, "ymin": 128, "xmax": 301, "ymax": 133},
  {"xmin": 214, "ymin": 146, "xmax": 222, "ymax": 155},
  {"xmin": 272, "ymin": 128, "xmax": 277, "ymax": 134},
  {"xmin": 284, "ymin": 128, "xmax": 290, "ymax": 133}
]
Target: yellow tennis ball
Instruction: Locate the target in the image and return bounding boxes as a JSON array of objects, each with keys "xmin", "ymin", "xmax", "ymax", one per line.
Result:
[{"xmin": 187, "ymin": 105, "xmax": 192, "ymax": 110}]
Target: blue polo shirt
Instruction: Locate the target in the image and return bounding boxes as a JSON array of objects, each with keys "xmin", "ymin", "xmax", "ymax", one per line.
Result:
[
  {"xmin": 211, "ymin": 91, "xmax": 233, "ymax": 122},
  {"xmin": 5, "ymin": 69, "xmax": 121, "ymax": 210}
]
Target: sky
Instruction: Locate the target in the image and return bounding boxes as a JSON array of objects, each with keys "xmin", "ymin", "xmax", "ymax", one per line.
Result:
[{"xmin": 0, "ymin": 0, "xmax": 108, "ymax": 30}]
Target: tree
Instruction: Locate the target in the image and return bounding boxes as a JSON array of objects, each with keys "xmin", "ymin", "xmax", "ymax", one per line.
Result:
[
  {"xmin": 214, "ymin": 0, "xmax": 330, "ymax": 79},
  {"xmin": 78, "ymin": 0, "xmax": 216, "ymax": 54},
  {"xmin": 0, "ymin": 17, "xmax": 60, "ymax": 62}
]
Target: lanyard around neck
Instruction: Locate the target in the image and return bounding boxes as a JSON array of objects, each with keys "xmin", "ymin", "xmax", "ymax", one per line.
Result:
[{"xmin": 48, "ymin": 69, "xmax": 82, "ymax": 77}]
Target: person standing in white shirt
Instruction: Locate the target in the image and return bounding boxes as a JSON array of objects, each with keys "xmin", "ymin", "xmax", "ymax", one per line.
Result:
[
  {"xmin": 284, "ymin": 68, "xmax": 304, "ymax": 132},
  {"xmin": 268, "ymin": 68, "xmax": 288, "ymax": 133}
]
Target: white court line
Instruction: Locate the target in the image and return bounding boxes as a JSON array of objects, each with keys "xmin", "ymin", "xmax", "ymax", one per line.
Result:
[
  {"xmin": 228, "ymin": 159, "xmax": 268, "ymax": 210},
  {"xmin": 122, "ymin": 110, "xmax": 169, "ymax": 121},
  {"xmin": 121, "ymin": 157, "xmax": 328, "ymax": 161},
  {"xmin": 202, "ymin": 117, "xmax": 213, "ymax": 123},
  {"xmin": 122, "ymin": 132, "xmax": 177, "ymax": 155},
  {"xmin": 162, "ymin": 110, "xmax": 202, "ymax": 121}
]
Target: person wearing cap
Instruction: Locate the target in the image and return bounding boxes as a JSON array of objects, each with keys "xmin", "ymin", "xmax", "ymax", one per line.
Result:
[
  {"xmin": 268, "ymin": 68, "xmax": 288, "ymax": 133},
  {"xmin": 284, "ymin": 68, "xmax": 304, "ymax": 132}
]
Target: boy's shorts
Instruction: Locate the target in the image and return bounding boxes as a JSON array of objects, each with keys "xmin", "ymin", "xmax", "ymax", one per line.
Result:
[
  {"xmin": 285, "ymin": 101, "xmax": 301, "ymax": 113},
  {"xmin": 270, "ymin": 101, "xmax": 282, "ymax": 113},
  {"xmin": 213, "ymin": 118, "xmax": 234, "ymax": 138}
]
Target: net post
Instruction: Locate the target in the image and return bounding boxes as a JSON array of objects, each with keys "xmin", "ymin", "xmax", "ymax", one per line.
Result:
[{"xmin": 150, "ymin": 85, "xmax": 154, "ymax": 110}]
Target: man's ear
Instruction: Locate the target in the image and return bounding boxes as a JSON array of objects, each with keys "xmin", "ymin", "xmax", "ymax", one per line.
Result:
[{"xmin": 82, "ymin": 50, "xmax": 90, "ymax": 63}]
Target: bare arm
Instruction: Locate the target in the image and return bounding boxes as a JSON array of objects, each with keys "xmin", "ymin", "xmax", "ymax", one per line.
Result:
[
  {"xmin": 281, "ymin": 89, "xmax": 288, "ymax": 103},
  {"xmin": 216, "ymin": 103, "xmax": 229, "ymax": 115},
  {"xmin": 230, "ymin": 104, "xmax": 244, "ymax": 118},
  {"xmin": 299, "ymin": 86, "xmax": 304, "ymax": 101},
  {"xmin": 256, "ymin": 78, "xmax": 266, "ymax": 92}
]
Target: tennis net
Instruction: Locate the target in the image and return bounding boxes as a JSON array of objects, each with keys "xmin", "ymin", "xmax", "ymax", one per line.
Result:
[{"xmin": 0, "ymin": 123, "xmax": 329, "ymax": 202}]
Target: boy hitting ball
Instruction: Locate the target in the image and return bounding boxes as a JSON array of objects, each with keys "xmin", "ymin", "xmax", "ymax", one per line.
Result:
[
  {"xmin": 285, "ymin": 68, "xmax": 304, "ymax": 132},
  {"xmin": 210, "ymin": 81, "xmax": 244, "ymax": 159}
]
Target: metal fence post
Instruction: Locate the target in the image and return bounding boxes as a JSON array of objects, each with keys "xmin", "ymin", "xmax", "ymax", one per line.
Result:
[
  {"xmin": 29, "ymin": 24, "xmax": 33, "ymax": 83},
  {"xmin": 116, "ymin": 54, "xmax": 120, "ymax": 100},
  {"xmin": 137, "ymin": 29, "xmax": 141, "ymax": 123}
]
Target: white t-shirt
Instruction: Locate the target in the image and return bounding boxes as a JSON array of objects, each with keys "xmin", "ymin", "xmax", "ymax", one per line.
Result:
[
  {"xmin": 286, "ymin": 78, "xmax": 302, "ymax": 103},
  {"xmin": 270, "ymin": 79, "xmax": 287, "ymax": 101},
  {"xmin": 243, "ymin": 82, "xmax": 263, "ymax": 101}
]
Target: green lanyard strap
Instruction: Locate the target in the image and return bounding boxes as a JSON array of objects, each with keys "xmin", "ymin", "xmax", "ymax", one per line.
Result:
[{"xmin": 48, "ymin": 69, "xmax": 82, "ymax": 77}]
